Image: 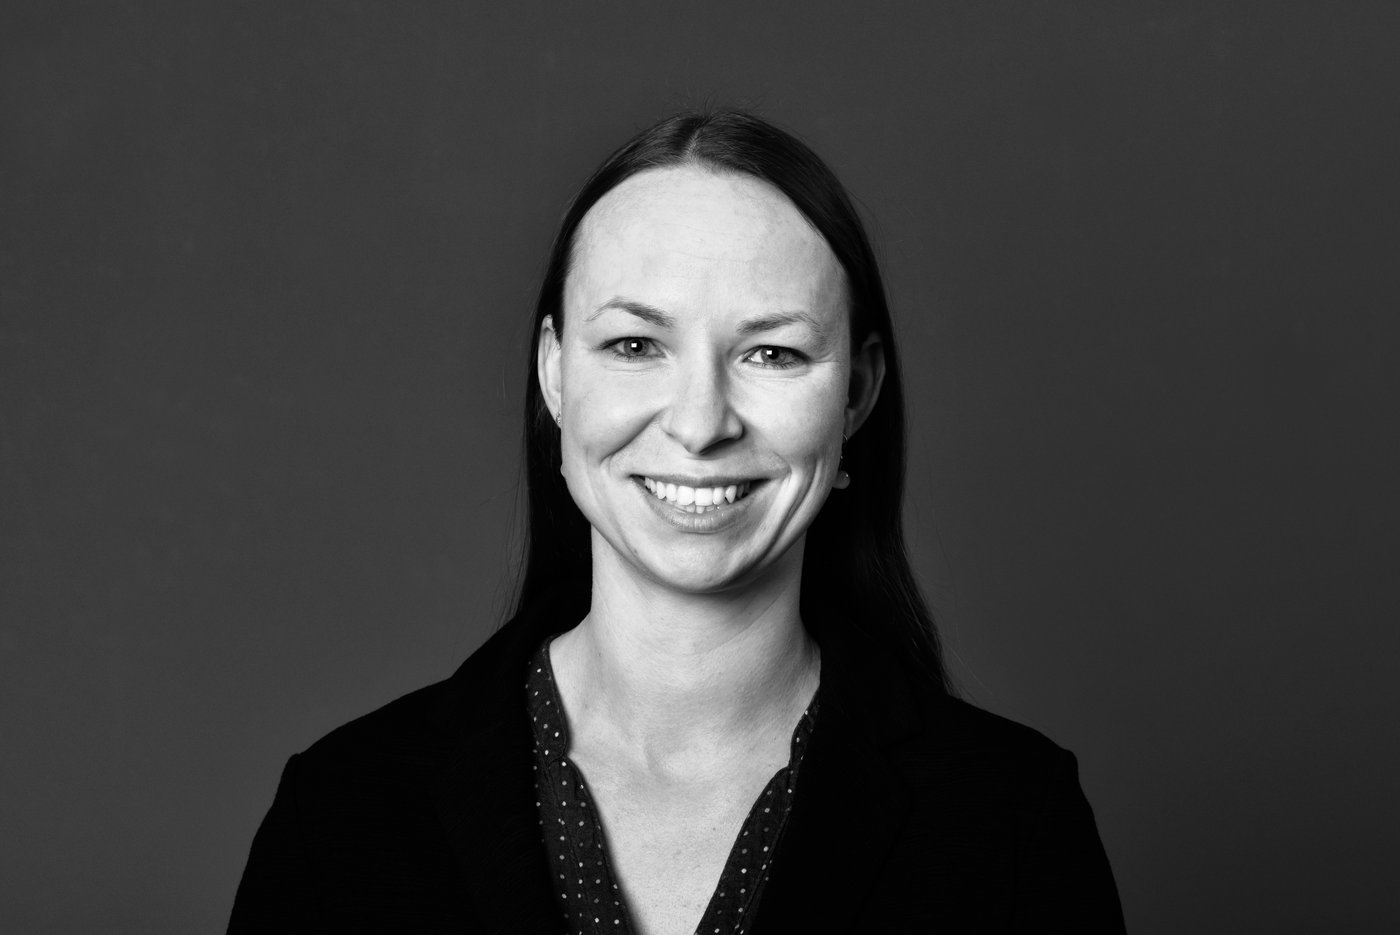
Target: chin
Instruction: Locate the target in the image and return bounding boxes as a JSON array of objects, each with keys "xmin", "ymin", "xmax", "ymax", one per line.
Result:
[
  {"xmin": 643, "ymin": 562, "xmax": 748, "ymax": 595},
  {"xmin": 623, "ymin": 543, "xmax": 759, "ymax": 594},
  {"xmin": 641, "ymin": 539, "xmax": 799, "ymax": 597}
]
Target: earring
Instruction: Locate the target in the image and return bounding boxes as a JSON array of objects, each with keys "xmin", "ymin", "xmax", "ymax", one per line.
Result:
[
  {"xmin": 834, "ymin": 432, "xmax": 851, "ymax": 489},
  {"xmin": 555, "ymin": 405, "xmax": 562, "ymax": 426}
]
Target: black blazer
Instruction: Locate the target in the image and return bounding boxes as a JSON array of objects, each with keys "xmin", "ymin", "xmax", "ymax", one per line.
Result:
[{"xmin": 229, "ymin": 602, "xmax": 1126, "ymax": 932}]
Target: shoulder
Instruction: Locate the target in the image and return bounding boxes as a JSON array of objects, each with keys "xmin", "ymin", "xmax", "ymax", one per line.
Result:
[
  {"xmin": 891, "ymin": 687, "xmax": 1088, "ymax": 820},
  {"xmin": 229, "ymin": 662, "xmax": 521, "ymax": 930},
  {"xmin": 246, "ymin": 627, "xmax": 536, "ymax": 877},
  {"xmin": 924, "ymin": 693, "xmax": 1070, "ymax": 761},
  {"xmin": 864, "ymin": 648, "xmax": 1072, "ymax": 764},
  {"xmin": 876, "ymin": 691, "xmax": 1123, "ymax": 923},
  {"xmin": 266, "ymin": 677, "xmax": 468, "ymax": 842},
  {"xmin": 799, "ymin": 653, "xmax": 1124, "ymax": 927},
  {"xmin": 291, "ymin": 610, "xmax": 547, "ymax": 776},
  {"xmin": 299, "ymin": 677, "xmax": 456, "ymax": 765}
]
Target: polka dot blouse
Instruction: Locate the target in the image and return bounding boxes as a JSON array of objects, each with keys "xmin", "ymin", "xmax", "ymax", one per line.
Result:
[{"xmin": 527, "ymin": 640, "xmax": 819, "ymax": 935}]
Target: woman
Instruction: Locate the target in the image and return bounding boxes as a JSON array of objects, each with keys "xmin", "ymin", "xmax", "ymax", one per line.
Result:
[{"xmin": 229, "ymin": 111, "xmax": 1125, "ymax": 933}]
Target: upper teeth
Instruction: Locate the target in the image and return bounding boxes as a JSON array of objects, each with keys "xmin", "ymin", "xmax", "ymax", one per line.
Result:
[{"xmin": 641, "ymin": 478, "xmax": 750, "ymax": 506}]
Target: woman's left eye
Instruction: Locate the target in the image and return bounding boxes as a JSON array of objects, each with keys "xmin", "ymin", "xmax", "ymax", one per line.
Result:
[{"xmin": 744, "ymin": 346, "xmax": 804, "ymax": 369}]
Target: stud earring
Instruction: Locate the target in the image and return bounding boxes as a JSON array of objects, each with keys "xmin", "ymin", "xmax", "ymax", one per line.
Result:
[{"xmin": 834, "ymin": 432, "xmax": 851, "ymax": 489}]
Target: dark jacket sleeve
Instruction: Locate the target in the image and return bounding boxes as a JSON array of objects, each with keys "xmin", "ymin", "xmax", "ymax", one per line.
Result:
[
  {"xmin": 1012, "ymin": 749, "xmax": 1126, "ymax": 932},
  {"xmin": 228, "ymin": 755, "xmax": 314, "ymax": 932}
]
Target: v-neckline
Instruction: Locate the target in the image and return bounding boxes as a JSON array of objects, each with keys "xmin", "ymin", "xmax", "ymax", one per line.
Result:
[{"xmin": 526, "ymin": 638, "xmax": 819, "ymax": 935}]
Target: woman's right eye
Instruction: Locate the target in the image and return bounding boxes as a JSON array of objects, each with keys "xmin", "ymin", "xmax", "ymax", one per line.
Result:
[{"xmin": 605, "ymin": 337, "xmax": 657, "ymax": 359}]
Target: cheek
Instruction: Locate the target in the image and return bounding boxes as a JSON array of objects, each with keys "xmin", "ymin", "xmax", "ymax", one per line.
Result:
[
  {"xmin": 561, "ymin": 371, "xmax": 654, "ymax": 466},
  {"xmin": 743, "ymin": 379, "xmax": 846, "ymax": 466}
]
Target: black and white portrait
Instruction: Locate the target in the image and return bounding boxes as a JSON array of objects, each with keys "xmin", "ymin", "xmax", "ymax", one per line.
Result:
[{"xmin": 2, "ymin": 4, "xmax": 1396, "ymax": 933}]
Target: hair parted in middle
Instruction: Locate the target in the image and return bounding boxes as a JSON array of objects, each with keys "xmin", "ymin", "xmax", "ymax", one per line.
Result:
[{"xmin": 514, "ymin": 110, "xmax": 948, "ymax": 692}]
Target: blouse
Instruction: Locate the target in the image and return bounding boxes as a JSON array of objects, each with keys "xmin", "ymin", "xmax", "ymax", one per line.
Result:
[{"xmin": 527, "ymin": 640, "xmax": 819, "ymax": 935}]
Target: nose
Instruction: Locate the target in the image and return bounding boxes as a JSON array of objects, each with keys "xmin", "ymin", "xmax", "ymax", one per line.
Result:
[{"xmin": 660, "ymin": 354, "xmax": 743, "ymax": 454}]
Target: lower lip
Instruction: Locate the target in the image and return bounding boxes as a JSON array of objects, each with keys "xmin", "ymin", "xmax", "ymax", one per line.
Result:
[{"xmin": 633, "ymin": 478, "xmax": 763, "ymax": 533}]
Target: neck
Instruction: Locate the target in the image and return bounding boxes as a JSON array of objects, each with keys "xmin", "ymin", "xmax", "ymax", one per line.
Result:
[{"xmin": 549, "ymin": 536, "xmax": 821, "ymax": 776}]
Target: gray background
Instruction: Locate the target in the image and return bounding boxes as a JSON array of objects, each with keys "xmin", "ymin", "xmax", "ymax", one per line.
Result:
[{"xmin": 4, "ymin": 2, "xmax": 1397, "ymax": 932}]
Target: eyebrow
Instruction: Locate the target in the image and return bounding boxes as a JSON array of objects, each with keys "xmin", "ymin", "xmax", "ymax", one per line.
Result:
[
  {"xmin": 735, "ymin": 311, "xmax": 825, "ymax": 337},
  {"xmin": 585, "ymin": 299, "xmax": 675, "ymax": 328},
  {"xmin": 586, "ymin": 298, "xmax": 825, "ymax": 337}
]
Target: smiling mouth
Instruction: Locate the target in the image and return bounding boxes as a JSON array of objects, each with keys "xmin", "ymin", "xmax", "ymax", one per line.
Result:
[{"xmin": 635, "ymin": 476, "xmax": 759, "ymax": 514}]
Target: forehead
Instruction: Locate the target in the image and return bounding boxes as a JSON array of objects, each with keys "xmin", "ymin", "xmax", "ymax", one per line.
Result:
[{"xmin": 567, "ymin": 165, "xmax": 846, "ymax": 322}]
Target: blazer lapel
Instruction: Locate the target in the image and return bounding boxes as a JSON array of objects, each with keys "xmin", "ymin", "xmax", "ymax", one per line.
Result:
[
  {"xmin": 752, "ymin": 616, "xmax": 925, "ymax": 932},
  {"xmin": 429, "ymin": 604, "xmax": 567, "ymax": 934}
]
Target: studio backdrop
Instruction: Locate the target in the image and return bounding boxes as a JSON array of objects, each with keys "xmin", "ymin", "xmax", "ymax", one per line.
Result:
[{"xmin": 2, "ymin": 2, "xmax": 1397, "ymax": 932}]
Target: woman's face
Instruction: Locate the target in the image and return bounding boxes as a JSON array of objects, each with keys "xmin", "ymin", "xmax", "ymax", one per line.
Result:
[{"xmin": 538, "ymin": 165, "xmax": 883, "ymax": 595}]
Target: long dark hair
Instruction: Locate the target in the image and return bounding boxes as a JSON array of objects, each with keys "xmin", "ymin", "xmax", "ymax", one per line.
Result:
[{"xmin": 514, "ymin": 111, "xmax": 948, "ymax": 691}]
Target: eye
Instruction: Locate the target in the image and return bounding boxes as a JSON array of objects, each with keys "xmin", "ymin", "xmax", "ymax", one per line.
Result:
[
  {"xmin": 604, "ymin": 337, "xmax": 659, "ymax": 360},
  {"xmin": 744, "ymin": 346, "xmax": 805, "ymax": 369}
]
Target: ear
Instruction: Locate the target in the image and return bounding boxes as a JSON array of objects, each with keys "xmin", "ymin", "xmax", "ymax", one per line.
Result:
[
  {"xmin": 845, "ymin": 332, "xmax": 885, "ymax": 437},
  {"xmin": 537, "ymin": 315, "xmax": 563, "ymax": 423}
]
